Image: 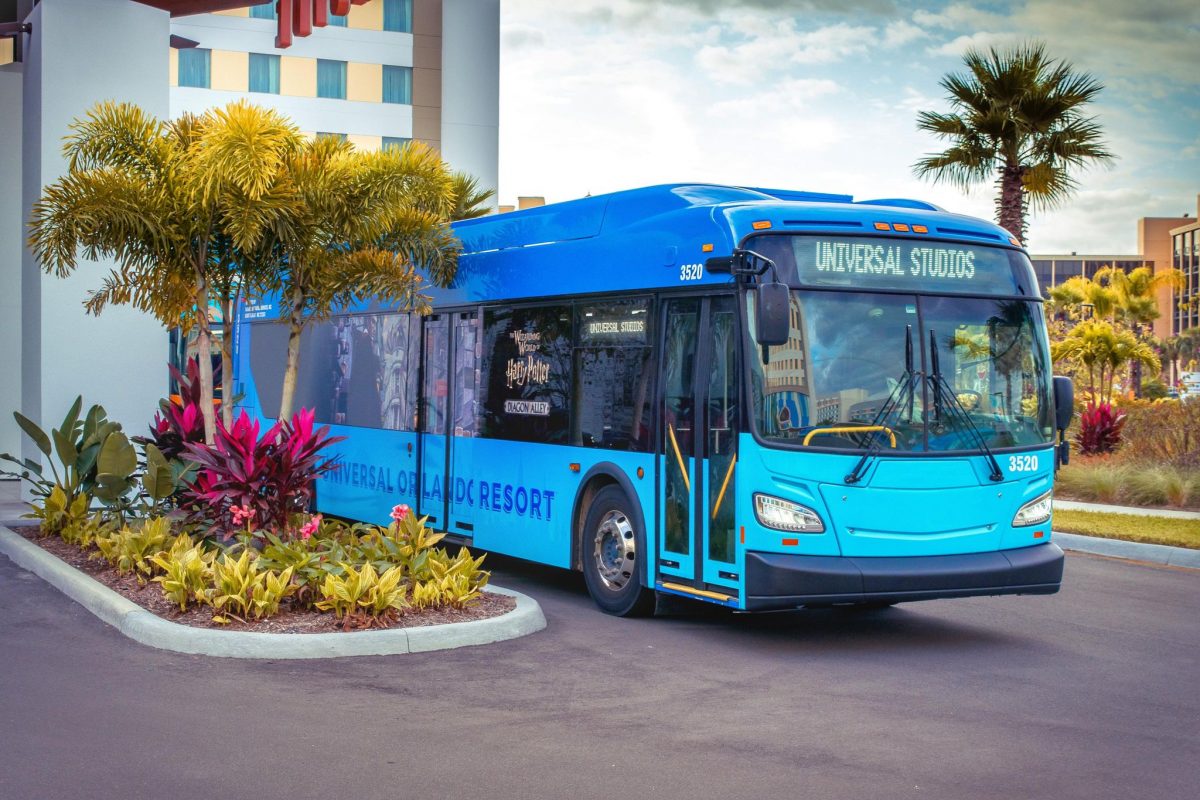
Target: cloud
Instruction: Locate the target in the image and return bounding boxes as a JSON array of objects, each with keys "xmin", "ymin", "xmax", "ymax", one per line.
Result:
[
  {"xmin": 501, "ymin": 23, "xmax": 545, "ymax": 50},
  {"xmin": 694, "ymin": 21, "xmax": 878, "ymax": 84},
  {"xmin": 882, "ymin": 20, "xmax": 928, "ymax": 48},
  {"xmin": 927, "ymin": 31, "xmax": 1022, "ymax": 58}
]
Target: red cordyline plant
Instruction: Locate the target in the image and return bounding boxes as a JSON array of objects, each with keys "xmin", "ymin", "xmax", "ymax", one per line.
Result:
[
  {"xmin": 181, "ymin": 408, "xmax": 344, "ymax": 540},
  {"xmin": 1075, "ymin": 401, "xmax": 1127, "ymax": 455},
  {"xmin": 135, "ymin": 358, "xmax": 212, "ymax": 459}
]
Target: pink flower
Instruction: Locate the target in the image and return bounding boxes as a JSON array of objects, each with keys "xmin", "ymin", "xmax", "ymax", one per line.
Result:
[
  {"xmin": 390, "ymin": 504, "xmax": 410, "ymax": 523},
  {"xmin": 299, "ymin": 514, "xmax": 322, "ymax": 540},
  {"xmin": 230, "ymin": 504, "xmax": 257, "ymax": 529}
]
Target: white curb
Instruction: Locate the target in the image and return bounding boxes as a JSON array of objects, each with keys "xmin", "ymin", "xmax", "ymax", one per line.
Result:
[
  {"xmin": 0, "ymin": 526, "xmax": 546, "ymax": 659},
  {"xmin": 1054, "ymin": 530, "xmax": 1200, "ymax": 570}
]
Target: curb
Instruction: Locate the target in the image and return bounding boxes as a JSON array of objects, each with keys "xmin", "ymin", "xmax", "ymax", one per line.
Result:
[
  {"xmin": 1055, "ymin": 499, "xmax": 1200, "ymax": 520},
  {"xmin": 1054, "ymin": 530, "xmax": 1200, "ymax": 570},
  {"xmin": 0, "ymin": 526, "xmax": 547, "ymax": 659}
]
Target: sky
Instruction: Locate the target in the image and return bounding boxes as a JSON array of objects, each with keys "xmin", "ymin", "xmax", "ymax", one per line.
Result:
[{"xmin": 497, "ymin": 0, "xmax": 1200, "ymax": 255}]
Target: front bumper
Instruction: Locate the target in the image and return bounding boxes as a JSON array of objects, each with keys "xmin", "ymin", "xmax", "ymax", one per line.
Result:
[{"xmin": 744, "ymin": 543, "xmax": 1064, "ymax": 611}]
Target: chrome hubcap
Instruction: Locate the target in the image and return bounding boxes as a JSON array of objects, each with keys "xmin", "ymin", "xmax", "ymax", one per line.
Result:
[{"xmin": 593, "ymin": 509, "xmax": 636, "ymax": 591}]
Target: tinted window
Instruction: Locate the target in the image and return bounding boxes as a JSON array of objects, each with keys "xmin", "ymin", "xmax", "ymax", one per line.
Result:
[
  {"xmin": 480, "ymin": 305, "xmax": 572, "ymax": 443},
  {"xmin": 572, "ymin": 299, "xmax": 654, "ymax": 450}
]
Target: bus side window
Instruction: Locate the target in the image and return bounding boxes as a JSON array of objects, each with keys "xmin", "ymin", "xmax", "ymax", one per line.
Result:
[{"xmin": 572, "ymin": 297, "xmax": 654, "ymax": 452}]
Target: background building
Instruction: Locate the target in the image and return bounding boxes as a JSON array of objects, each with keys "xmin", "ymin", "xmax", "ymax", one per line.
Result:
[
  {"xmin": 1032, "ymin": 195, "xmax": 1199, "ymax": 340},
  {"xmin": 0, "ymin": 0, "xmax": 497, "ymax": 464}
]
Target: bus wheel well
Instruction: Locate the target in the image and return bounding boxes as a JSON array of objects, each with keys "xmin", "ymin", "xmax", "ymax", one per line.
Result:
[{"xmin": 572, "ymin": 476, "xmax": 619, "ymax": 571}]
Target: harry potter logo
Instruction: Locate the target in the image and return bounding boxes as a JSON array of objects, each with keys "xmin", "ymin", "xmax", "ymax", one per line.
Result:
[
  {"xmin": 506, "ymin": 355, "xmax": 550, "ymax": 388},
  {"xmin": 509, "ymin": 330, "xmax": 541, "ymax": 355}
]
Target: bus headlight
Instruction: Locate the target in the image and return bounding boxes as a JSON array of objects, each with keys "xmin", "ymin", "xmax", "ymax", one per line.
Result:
[
  {"xmin": 1012, "ymin": 491, "xmax": 1053, "ymax": 527},
  {"xmin": 753, "ymin": 494, "xmax": 825, "ymax": 533}
]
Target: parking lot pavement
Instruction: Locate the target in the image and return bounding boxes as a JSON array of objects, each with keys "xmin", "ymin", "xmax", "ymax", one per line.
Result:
[{"xmin": 2, "ymin": 548, "xmax": 1198, "ymax": 800}]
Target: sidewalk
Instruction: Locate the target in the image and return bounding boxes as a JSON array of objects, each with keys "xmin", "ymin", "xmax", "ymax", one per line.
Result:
[{"xmin": 1055, "ymin": 498, "xmax": 1199, "ymax": 520}]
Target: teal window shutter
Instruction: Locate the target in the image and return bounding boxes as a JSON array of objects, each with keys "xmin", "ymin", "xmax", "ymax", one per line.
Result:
[
  {"xmin": 328, "ymin": 13, "xmax": 348, "ymax": 27},
  {"xmin": 382, "ymin": 65, "xmax": 412, "ymax": 104},
  {"xmin": 249, "ymin": 4, "xmax": 275, "ymax": 20},
  {"xmin": 317, "ymin": 59, "xmax": 347, "ymax": 99},
  {"xmin": 383, "ymin": 136, "xmax": 412, "ymax": 151},
  {"xmin": 383, "ymin": 0, "xmax": 413, "ymax": 33},
  {"xmin": 248, "ymin": 53, "xmax": 280, "ymax": 94},
  {"xmin": 178, "ymin": 48, "xmax": 211, "ymax": 89}
]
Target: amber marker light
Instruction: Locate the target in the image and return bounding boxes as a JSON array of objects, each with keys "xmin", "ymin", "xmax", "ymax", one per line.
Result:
[
  {"xmin": 752, "ymin": 220, "xmax": 772, "ymax": 230},
  {"xmin": 892, "ymin": 223, "xmax": 910, "ymax": 232},
  {"xmin": 740, "ymin": 526, "xmax": 745, "ymax": 544},
  {"xmin": 873, "ymin": 221, "xmax": 890, "ymax": 231},
  {"xmin": 1009, "ymin": 237, "xmax": 1022, "ymax": 246},
  {"xmin": 1034, "ymin": 531, "xmax": 1045, "ymax": 539},
  {"xmin": 636, "ymin": 467, "xmax": 645, "ymax": 479},
  {"xmin": 912, "ymin": 224, "xmax": 928, "ymax": 233},
  {"xmin": 701, "ymin": 243, "xmax": 714, "ymax": 253},
  {"xmin": 569, "ymin": 463, "xmax": 581, "ymax": 473},
  {"xmin": 782, "ymin": 538, "xmax": 799, "ymax": 546}
]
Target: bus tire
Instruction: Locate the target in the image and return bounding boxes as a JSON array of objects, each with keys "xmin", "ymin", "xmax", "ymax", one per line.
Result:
[{"xmin": 581, "ymin": 485, "xmax": 656, "ymax": 617}]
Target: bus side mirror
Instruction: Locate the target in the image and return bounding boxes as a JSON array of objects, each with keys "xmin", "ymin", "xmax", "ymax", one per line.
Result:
[
  {"xmin": 756, "ymin": 282, "xmax": 790, "ymax": 347},
  {"xmin": 1053, "ymin": 376, "xmax": 1074, "ymax": 432},
  {"xmin": 1053, "ymin": 376, "xmax": 1074, "ymax": 469}
]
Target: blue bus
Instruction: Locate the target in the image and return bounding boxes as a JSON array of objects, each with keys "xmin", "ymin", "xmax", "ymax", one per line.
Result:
[{"xmin": 233, "ymin": 184, "xmax": 1072, "ymax": 616}]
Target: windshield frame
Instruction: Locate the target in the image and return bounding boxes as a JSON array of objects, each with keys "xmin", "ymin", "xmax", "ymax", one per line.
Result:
[{"xmin": 738, "ymin": 234, "xmax": 1054, "ymax": 458}]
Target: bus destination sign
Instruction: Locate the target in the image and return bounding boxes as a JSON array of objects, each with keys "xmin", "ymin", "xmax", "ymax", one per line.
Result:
[{"xmin": 789, "ymin": 236, "xmax": 1027, "ymax": 295}]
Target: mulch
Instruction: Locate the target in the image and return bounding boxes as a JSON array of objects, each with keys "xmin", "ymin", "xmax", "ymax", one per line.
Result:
[{"xmin": 12, "ymin": 525, "xmax": 516, "ymax": 634}]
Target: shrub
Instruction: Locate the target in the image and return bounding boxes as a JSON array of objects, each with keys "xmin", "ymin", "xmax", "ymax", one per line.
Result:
[
  {"xmin": 94, "ymin": 517, "xmax": 172, "ymax": 582},
  {"xmin": 1056, "ymin": 460, "xmax": 1129, "ymax": 504},
  {"xmin": 209, "ymin": 549, "xmax": 296, "ymax": 623},
  {"xmin": 1076, "ymin": 402, "xmax": 1127, "ymax": 455},
  {"xmin": 315, "ymin": 562, "xmax": 409, "ymax": 629},
  {"xmin": 181, "ymin": 408, "xmax": 343, "ymax": 540},
  {"xmin": 1120, "ymin": 399, "xmax": 1200, "ymax": 468},
  {"xmin": 150, "ymin": 535, "xmax": 214, "ymax": 611},
  {"xmin": 1124, "ymin": 467, "xmax": 1195, "ymax": 509}
]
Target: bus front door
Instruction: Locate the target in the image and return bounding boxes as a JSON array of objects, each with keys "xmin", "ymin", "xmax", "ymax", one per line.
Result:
[
  {"xmin": 659, "ymin": 296, "xmax": 739, "ymax": 592},
  {"xmin": 418, "ymin": 314, "xmax": 448, "ymax": 528}
]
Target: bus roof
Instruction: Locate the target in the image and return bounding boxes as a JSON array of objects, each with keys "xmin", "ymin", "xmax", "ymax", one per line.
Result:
[{"xmin": 433, "ymin": 183, "xmax": 1021, "ymax": 306}]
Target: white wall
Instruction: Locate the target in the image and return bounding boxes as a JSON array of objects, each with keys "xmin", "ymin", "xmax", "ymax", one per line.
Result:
[
  {"xmin": 20, "ymin": 0, "xmax": 169, "ymax": 472},
  {"xmin": 441, "ymin": 0, "xmax": 499, "ymax": 205},
  {"xmin": 171, "ymin": 14, "xmax": 414, "ymax": 66},
  {"xmin": 0, "ymin": 62, "xmax": 22, "ymax": 459},
  {"xmin": 171, "ymin": 87, "xmax": 413, "ymax": 139}
]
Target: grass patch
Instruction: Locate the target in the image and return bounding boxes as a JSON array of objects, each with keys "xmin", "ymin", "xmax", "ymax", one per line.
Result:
[
  {"xmin": 1054, "ymin": 509, "xmax": 1200, "ymax": 550},
  {"xmin": 1056, "ymin": 460, "xmax": 1200, "ymax": 510}
]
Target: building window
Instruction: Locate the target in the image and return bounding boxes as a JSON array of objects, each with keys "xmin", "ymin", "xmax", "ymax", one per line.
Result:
[
  {"xmin": 317, "ymin": 59, "xmax": 347, "ymax": 99},
  {"xmin": 249, "ymin": 3, "xmax": 275, "ymax": 20},
  {"xmin": 316, "ymin": 132, "xmax": 348, "ymax": 142},
  {"xmin": 248, "ymin": 53, "xmax": 280, "ymax": 94},
  {"xmin": 178, "ymin": 48, "xmax": 211, "ymax": 88},
  {"xmin": 383, "ymin": 0, "xmax": 413, "ymax": 33},
  {"xmin": 328, "ymin": 12, "xmax": 348, "ymax": 27},
  {"xmin": 383, "ymin": 136, "xmax": 411, "ymax": 150},
  {"xmin": 382, "ymin": 65, "xmax": 412, "ymax": 104}
]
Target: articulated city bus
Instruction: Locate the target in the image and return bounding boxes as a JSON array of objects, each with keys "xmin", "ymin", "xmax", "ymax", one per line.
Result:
[{"xmin": 233, "ymin": 184, "xmax": 1073, "ymax": 616}]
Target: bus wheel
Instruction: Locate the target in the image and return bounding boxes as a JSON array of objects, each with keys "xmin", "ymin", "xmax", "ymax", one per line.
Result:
[{"xmin": 582, "ymin": 485, "xmax": 656, "ymax": 617}]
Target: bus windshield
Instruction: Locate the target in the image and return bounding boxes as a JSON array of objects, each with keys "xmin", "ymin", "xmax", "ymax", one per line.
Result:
[{"xmin": 746, "ymin": 290, "xmax": 1055, "ymax": 452}]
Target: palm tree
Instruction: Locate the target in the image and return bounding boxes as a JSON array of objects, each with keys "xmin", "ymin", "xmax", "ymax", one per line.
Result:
[
  {"xmin": 257, "ymin": 138, "xmax": 460, "ymax": 420},
  {"xmin": 28, "ymin": 101, "xmax": 299, "ymax": 442},
  {"xmin": 449, "ymin": 171, "xmax": 496, "ymax": 220},
  {"xmin": 1051, "ymin": 320, "xmax": 1159, "ymax": 405},
  {"xmin": 914, "ymin": 42, "xmax": 1114, "ymax": 242},
  {"xmin": 1094, "ymin": 264, "xmax": 1184, "ymax": 394},
  {"xmin": 1046, "ymin": 274, "xmax": 1117, "ymax": 322}
]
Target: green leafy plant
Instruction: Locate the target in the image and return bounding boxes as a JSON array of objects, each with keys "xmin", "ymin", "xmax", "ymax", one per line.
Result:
[
  {"xmin": 411, "ymin": 547, "xmax": 489, "ymax": 609},
  {"xmin": 209, "ymin": 549, "xmax": 296, "ymax": 623},
  {"xmin": 94, "ymin": 517, "xmax": 171, "ymax": 582},
  {"xmin": 315, "ymin": 562, "xmax": 408, "ymax": 629},
  {"xmin": 150, "ymin": 535, "xmax": 214, "ymax": 612},
  {"xmin": 26, "ymin": 485, "xmax": 88, "ymax": 535},
  {"xmin": 0, "ymin": 397, "xmax": 139, "ymax": 514}
]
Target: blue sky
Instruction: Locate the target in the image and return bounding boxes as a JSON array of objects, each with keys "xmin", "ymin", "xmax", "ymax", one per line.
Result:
[{"xmin": 498, "ymin": 0, "xmax": 1199, "ymax": 255}]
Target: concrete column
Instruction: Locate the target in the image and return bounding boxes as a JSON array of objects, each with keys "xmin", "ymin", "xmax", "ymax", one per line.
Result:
[
  {"xmin": 0, "ymin": 61, "xmax": 23, "ymax": 459},
  {"xmin": 440, "ymin": 0, "xmax": 498, "ymax": 208},
  {"xmin": 19, "ymin": 0, "xmax": 169, "ymax": 475}
]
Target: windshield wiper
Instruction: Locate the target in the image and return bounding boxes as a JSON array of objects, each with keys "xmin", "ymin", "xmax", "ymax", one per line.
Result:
[
  {"xmin": 845, "ymin": 325, "xmax": 918, "ymax": 485},
  {"xmin": 928, "ymin": 329, "xmax": 1004, "ymax": 482}
]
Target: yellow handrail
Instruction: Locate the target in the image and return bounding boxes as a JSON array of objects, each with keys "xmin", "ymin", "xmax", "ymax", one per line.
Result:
[
  {"xmin": 666, "ymin": 424, "xmax": 691, "ymax": 492},
  {"xmin": 802, "ymin": 425, "xmax": 897, "ymax": 448},
  {"xmin": 711, "ymin": 454, "xmax": 737, "ymax": 520}
]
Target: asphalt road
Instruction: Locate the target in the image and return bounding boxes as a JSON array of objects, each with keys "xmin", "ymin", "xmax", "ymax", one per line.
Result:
[{"xmin": 1, "ymin": 549, "xmax": 1197, "ymax": 800}]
